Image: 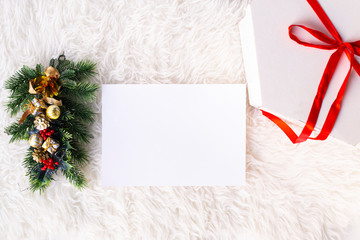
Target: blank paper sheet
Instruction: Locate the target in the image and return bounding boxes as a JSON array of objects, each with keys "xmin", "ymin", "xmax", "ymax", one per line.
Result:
[{"xmin": 102, "ymin": 84, "xmax": 246, "ymax": 186}]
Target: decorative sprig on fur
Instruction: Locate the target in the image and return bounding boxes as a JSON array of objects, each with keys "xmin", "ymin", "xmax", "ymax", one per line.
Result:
[{"xmin": 5, "ymin": 55, "xmax": 98, "ymax": 193}]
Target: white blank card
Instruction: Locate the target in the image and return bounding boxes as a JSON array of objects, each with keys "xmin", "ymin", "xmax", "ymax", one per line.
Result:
[{"xmin": 102, "ymin": 84, "xmax": 246, "ymax": 186}]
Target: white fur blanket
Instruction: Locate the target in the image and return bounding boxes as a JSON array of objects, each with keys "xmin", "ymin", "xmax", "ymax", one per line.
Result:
[{"xmin": 1, "ymin": 0, "xmax": 360, "ymax": 239}]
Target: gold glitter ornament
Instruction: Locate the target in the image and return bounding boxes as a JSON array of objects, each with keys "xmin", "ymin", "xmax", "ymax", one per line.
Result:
[
  {"xmin": 44, "ymin": 66, "xmax": 60, "ymax": 80},
  {"xmin": 42, "ymin": 137, "xmax": 60, "ymax": 154},
  {"xmin": 30, "ymin": 66, "xmax": 61, "ymax": 98},
  {"xmin": 29, "ymin": 133, "xmax": 43, "ymax": 148},
  {"xmin": 32, "ymin": 148, "xmax": 49, "ymax": 163},
  {"xmin": 46, "ymin": 105, "xmax": 61, "ymax": 120},
  {"xmin": 34, "ymin": 114, "xmax": 50, "ymax": 130}
]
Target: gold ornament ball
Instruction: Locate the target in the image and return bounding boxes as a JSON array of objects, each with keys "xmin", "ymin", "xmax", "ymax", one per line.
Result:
[
  {"xmin": 46, "ymin": 105, "xmax": 61, "ymax": 119},
  {"xmin": 29, "ymin": 133, "xmax": 43, "ymax": 148}
]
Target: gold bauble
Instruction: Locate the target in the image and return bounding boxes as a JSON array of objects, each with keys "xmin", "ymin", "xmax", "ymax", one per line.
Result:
[
  {"xmin": 44, "ymin": 66, "xmax": 60, "ymax": 79},
  {"xmin": 46, "ymin": 105, "xmax": 61, "ymax": 120},
  {"xmin": 29, "ymin": 133, "xmax": 43, "ymax": 148}
]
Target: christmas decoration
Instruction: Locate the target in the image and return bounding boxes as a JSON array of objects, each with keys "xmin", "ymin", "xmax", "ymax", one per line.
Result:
[
  {"xmin": 40, "ymin": 158, "xmax": 59, "ymax": 171},
  {"xmin": 32, "ymin": 98, "xmax": 47, "ymax": 109},
  {"xmin": 34, "ymin": 114, "xmax": 50, "ymax": 130},
  {"xmin": 44, "ymin": 66, "xmax": 60, "ymax": 79},
  {"xmin": 18, "ymin": 98, "xmax": 47, "ymax": 124},
  {"xmin": 5, "ymin": 55, "xmax": 98, "ymax": 192},
  {"xmin": 42, "ymin": 137, "xmax": 60, "ymax": 154},
  {"xmin": 29, "ymin": 133, "xmax": 44, "ymax": 148},
  {"xmin": 46, "ymin": 105, "xmax": 61, "ymax": 119},
  {"xmin": 39, "ymin": 129, "xmax": 54, "ymax": 140},
  {"xmin": 32, "ymin": 148, "xmax": 49, "ymax": 163}
]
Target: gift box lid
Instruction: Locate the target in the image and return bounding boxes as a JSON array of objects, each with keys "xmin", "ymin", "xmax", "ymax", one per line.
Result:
[{"xmin": 239, "ymin": 0, "xmax": 360, "ymax": 145}]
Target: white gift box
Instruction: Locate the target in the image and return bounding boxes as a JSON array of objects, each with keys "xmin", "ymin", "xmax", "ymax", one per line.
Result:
[{"xmin": 239, "ymin": 0, "xmax": 360, "ymax": 145}]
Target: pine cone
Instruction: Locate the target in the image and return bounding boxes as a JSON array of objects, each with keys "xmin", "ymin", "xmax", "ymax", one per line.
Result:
[
  {"xmin": 32, "ymin": 148, "xmax": 49, "ymax": 163},
  {"xmin": 34, "ymin": 114, "xmax": 49, "ymax": 130}
]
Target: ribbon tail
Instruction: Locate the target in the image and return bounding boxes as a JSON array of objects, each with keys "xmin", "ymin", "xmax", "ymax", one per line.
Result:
[
  {"xmin": 311, "ymin": 56, "xmax": 353, "ymax": 140},
  {"xmin": 29, "ymin": 80, "xmax": 38, "ymax": 94},
  {"xmin": 261, "ymin": 110, "xmax": 299, "ymax": 144},
  {"xmin": 262, "ymin": 47, "xmax": 343, "ymax": 143},
  {"xmin": 43, "ymin": 96, "xmax": 62, "ymax": 106},
  {"xmin": 351, "ymin": 58, "xmax": 360, "ymax": 76},
  {"xmin": 19, "ymin": 109, "xmax": 31, "ymax": 124}
]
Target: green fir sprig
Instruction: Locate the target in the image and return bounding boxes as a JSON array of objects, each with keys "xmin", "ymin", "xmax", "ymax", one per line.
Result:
[{"xmin": 5, "ymin": 55, "xmax": 98, "ymax": 193}]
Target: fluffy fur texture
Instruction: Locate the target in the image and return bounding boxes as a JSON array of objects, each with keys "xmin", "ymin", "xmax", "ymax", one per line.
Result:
[{"xmin": 1, "ymin": 0, "xmax": 360, "ymax": 239}]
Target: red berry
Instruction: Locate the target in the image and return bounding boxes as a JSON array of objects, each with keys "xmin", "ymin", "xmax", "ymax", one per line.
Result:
[
  {"xmin": 50, "ymin": 130, "xmax": 54, "ymax": 134},
  {"xmin": 55, "ymin": 162, "xmax": 59, "ymax": 165}
]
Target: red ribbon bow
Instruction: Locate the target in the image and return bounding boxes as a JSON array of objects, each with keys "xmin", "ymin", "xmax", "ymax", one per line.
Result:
[{"xmin": 262, "ymin": 0, "xmax": 360, "ymax": 143}]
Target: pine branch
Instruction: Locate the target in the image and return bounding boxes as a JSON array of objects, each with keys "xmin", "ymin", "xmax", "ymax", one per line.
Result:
[
  {"xmin": 29, "ymin": 169, "xmax": 52, "ymax": 193},
  {"xmin": 4, "ymin": 66, "xmax": 36, "ymax": 92},
  {"xmin": 58, "ymin": 127, "xmax": 89, "ymax": 167},
  {"xmin": 61, "ymin": 164, "xmax": 87, "ymax": 190},
  {"xmin": 70, "ymin": 141, "xmax": 89, "ymax": 166},
  {"xmin": 59, "ymin": 128, "xmax": 73, "ymax": 142},
  {"xmin": 75, "ymin": 60, "xmax": 96, "ymax": 80},
  {"xmin": 61, "ymin": 119, "xmax": 93, "ymax": 143},
  {"xmin": 4, "ymin": 66, "xmax": 38, "ymax": 116},
  {"xmin": 56, "ymin": 59, "xmax": 74, "ymax": 73},
  {"xmin": 60, "ymin": 110, "xmax": 75, "ymax": 121},
  {"xmin": 59, "ymin": 70, "xmax": 76, "ymax": 80},
  {"xmin": 61, "ymin": 98, "xmax": 96, "ymax": 123},
  {"xmin": 49, "ymin": 58, "xmax": 58, "ymax": 68},
  {"xmin": 6, "ymin": 92, "xmax": 34, "ymax": 116},
  {"xmin": 56, "ymin": 58, "xmax": 96, "ymax": 81},
  {"xmin": 35, "ymin": 64, "xmax": 44, "ymax": 75},
  {"xmin": 60, "ymin": 81, "xmax": 99, "ymax": 103},
  {"xmin": 5, "ymin": 116, "xmax": 35, "ymax": 142},
  {"xmin": 23, "ymin": 149, "xmax": 54, "ymax": 193}
]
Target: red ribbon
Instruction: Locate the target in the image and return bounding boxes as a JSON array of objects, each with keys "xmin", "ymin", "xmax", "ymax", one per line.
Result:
[{"xmin": 262, "ymin": 0, "xmax": 360, "ymax": 143}]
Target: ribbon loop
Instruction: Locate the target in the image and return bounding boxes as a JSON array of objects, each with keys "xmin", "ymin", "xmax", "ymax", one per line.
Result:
[{"xmin": 289, "ymin": 25, "xmax": 339, "ymax": 49}]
